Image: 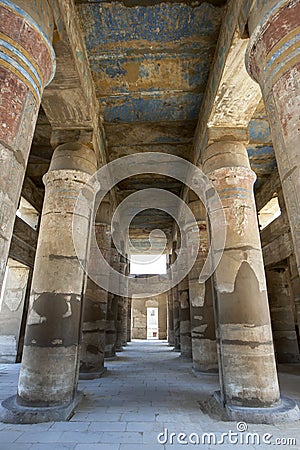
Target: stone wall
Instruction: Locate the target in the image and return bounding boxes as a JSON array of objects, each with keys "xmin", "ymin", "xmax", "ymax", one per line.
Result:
[
  {"xmin": 0, "ymin": 259, "xmax": 30, "ymax": 363},
  {"xmin": 256, "ymin": 170, "xmax": 300, "ymax": 363},
  {"xmin": 131, "ymin": 293, "xmax": 167, "ymax": 340}
]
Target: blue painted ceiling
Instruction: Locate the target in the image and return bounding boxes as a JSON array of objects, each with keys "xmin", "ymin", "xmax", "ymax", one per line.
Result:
[
  {"xmin": 77, "ymin": 1, "xmax": 223, "ymax": 125},
  {"xmin": 247, "ymin": 100, "xmax": 277, "ymax": 188},
  {"xmin": 74, "ymin": 1, "xmax": 276, "ymax": 237}
]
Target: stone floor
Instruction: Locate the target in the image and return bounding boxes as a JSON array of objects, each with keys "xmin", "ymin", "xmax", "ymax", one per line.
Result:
[{"xmin": 0, "ymin": 340, "xmax": 300, "ymax": 449}]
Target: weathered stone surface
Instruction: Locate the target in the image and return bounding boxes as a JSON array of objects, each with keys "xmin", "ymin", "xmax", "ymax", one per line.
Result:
[
  {"xmin": 246, "ymin": 0, "xmax": 300, "ymax": 277},
  {"xmin": 131, "ymin": 293, "xmax": 167, "ymax": 340},
  {"xmin": 178, "ymin": 277, "xmax": 192, "ymax": 359},
  {"xmin": 187, "ymin": 199, "xmax": 218, "ymax": 372},
  {"xmin": 203, "ymin": 140, "xmax": 280, "ymax": 408},
  {"xmin": 16, "ymin": 143, "xmax": 97, "ymax": 411},
  {"xmin": 266, "ymin": 267, "xmax": 300, "ymax": 363},
  {"xmin": 1, "ymin": 0, "xmax": 300, "ymax": 429},
  {"xmin": 80, "ymin": 203, "xmax": 111, "ymax": 378},
  {"xmin": 0, "ymin": 260, "xmax": 30, "ymax": 363},
  {"xmin": 167, "ymin": 288, "xmax": 175, "ymax": 346},
  {"xmin": 0, "ymin": 0, "xmax": 55, "ymax": 294}
]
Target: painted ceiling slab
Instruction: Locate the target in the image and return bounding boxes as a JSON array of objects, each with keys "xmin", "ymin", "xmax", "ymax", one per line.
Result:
[
  {"xmin": 247, "ymin": 100, "xmax": 276, "ymax": 187},
  {"xmin": 104, "ymin": 121, "xmax": 195, "ymax": 146},
  {"xmin": 76, "ymin": 1, "xmax": 223, "ymax": 124},
  {"xmin": 73, "ymin": 0, "xmax": 276, "ymax": 246},
  {"xmin": 100, "ymin": 92, "xmax": 203, "ymax": 122},
  {"xmin": 77, "ymin": 2, "xmax": 221, "ymax": 48}
]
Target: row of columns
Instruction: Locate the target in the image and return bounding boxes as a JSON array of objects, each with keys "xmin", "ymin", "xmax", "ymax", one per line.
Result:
[
  {"xmin": 0, "ymin": 0, "xmax": 131, "ymax": 421},
  {"xmin": 165, "ymin": 0, "xmax": 300, "ymax": 422},
  {"xmin": 167, "ymin": 138, "xmax": 298, "ymax": 420},
  {"xmin": 80, "ymin": 200, "xmax": 112, "ymax": 379},
  {"xmin": 0, "ymin": 0, "xmax": 299, "ymax": 425},
  {"xmin": 0, "ymin": 139, "xmax": 132, "ymax": 421}
]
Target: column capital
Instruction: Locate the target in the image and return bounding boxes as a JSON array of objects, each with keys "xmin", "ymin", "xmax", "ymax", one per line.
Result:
[
  {"xmin": 207, "ymin": 127, "xmax": 249, "ymax": 145},
  {"xmin": 49, "ymin": 142, "xmax": 97, "ymax": 174},
  {"xmin": 246, "ymin": 0, "xmax": 300, "ymax": 95},
  {"xmin": 202, "ymin": 140, "xmax": 251, "ymax": 173},
  {"xmin": 0, "ymin": 0, "xmax": 56, "ymax": 101}
]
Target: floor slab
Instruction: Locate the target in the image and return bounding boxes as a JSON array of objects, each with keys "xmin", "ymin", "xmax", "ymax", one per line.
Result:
[{"xmin": 0, "ymin": 340, "xmax": 300, "ymax": 449}]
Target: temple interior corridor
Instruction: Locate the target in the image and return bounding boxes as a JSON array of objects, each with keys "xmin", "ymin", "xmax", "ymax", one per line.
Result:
[{"xmin": 1, "ymin": 0, "xmax": 300, "ymax": 444}]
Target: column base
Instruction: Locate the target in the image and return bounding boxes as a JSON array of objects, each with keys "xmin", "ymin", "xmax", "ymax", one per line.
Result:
[
  {"xmin": 104, "ymin": 355, "xmax": 117, "ymax": 361},
  {"xmin": 192, "ymin": 367, "xmax": 218, "ymax": 377},
  {"xmin": 104, "ymin": 348, "xmax": 116, "ymax": 359},
  {"xmin": 172, "ymin": 347, "xmax": 181, "ymax": 353},
  {"xmin": 116, "ymin": 346, "xmax": 123, "ymax": 352},
  {"xmin": 0, "ymin": 391, "xmax": 84, "ymax": 424},
  {"xmin": 79, "ymin": 367, "xmax": 107, "ymax": 380},
  {"xmin": 180, "ymin": 353, "xmax": 192, "ymax": 360},
  {"xmin": 214, "ymin": 391, "xmax": 300, "ymax": 424}
]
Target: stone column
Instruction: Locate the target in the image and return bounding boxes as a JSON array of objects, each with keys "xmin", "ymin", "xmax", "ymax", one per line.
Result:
[
  {"xmin": 167, "ymin": 255, "xmax": 175, "ymax": 345},
  {"xmin": 115, "ymin": 254, "xmax": 126, "ymax": 352},
  {"xmin": 116, "ymin": 255, "xmax": 127, "ymax": 350},
  {"xmin": 158, "ymin": 293, "xmax": 168, "ymax": 340},
  {"xmin": 186, "ymin": 199, "xmax": 218, "ymax": 372},
  {"xmin": 115, "ymin": 295, "xmax": 124, "ymax": 351},
  {"xmin": 127, "ymin": 297, "xmax": 132, "ymax": 342},
  {"xmin": 122, "ymin": 297, "xmax": 128, "ymax": 347},
  {"xmin": 105, "ymin": 292, "xmax": 117, "ymax": 358},
  {"xmin": 105, "ymin": 245, "xmax": 119, "ymax": 358},
  {"xmin": 0, "ymin": 0, "xmax": 55, "ymax": 292},
  {"xmin": 171, "ymin": 250, "xmax": 180, "ymax": 351},
  {"xmin": 246, "ymin": 0, "xmax": 300, "ymax": 277},
  {"xmin": 80, "ymin": 200, "xmax": 111, "ymax": 379},
  {"xmin": 167, "ymin": 289, "xmax": 175, "ymax": 346},
  {"xmin": 202, "ymin": 141, "xmax": 282, "ymax": 419},
  {"xmin": 172, "ymin": 285, "xmax": 180, "ymax": 350},
  {"xmin": 289, "ymin": 254, "xmax": 300, "ymax": 333},
  {"xmin": 0, "ymin": 259, "xmax": 30, "ymax": 363},
  {"xmin": 121, "ymin": 254, "xmax": 128, "ymax": 348},
  {"xmin": 178, "ymin": 277, "xmax": 192, "ymax": 358},
  {"xmin": 266, "ymin": 267, "xmax": 300, "ymax": 363},
  {"xmin": 1, "ymin": 143, "xmax": 97, "ymax": 423}
]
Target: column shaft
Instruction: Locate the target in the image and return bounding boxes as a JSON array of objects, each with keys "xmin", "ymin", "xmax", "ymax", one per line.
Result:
[
  {"xmin": 18, "ymin": 143, "xmax": 97, "ymax": 406},
  {"xmin": 172, "ymin": 284, "xmax": 180, "ymax": 350},
  {"xmin": 127, "ymin": 297, "xmax": 132, "ymax": 342},
  {"xmin": 203, "ymin": 141, "xmax": 280, "ymax": 407},
  {"xmin": 104, "ymin": 246, "xmax": 119, "ymax": 358},
  {"xmin": 115, "ymin": 295, "xmax": 124, "ymax": 351},
  {"xmin": 80, "ymin": 202, "xmax": 111, "ymax": 378},
  {"xmin": 187, "ymin": 199, "xmax": 218, "ymax": 372},
  {"xmin": 246, "ymin": 0, "xmax": 300, "ymax": 276},
  {"xmin": 167, "ymin": 289, "xmax": 175, "ymax": 345},
  {"xmin": 158, "ymin": 293, "xmax": 168, "ymax": 340},
  {"xmin": 122, "ymin": 297, "xmax": 128, "ymax": 346},
  {"xmin": 266, "ymin": 267, "xmax": 300, "ymax": 363},
  {"xmin": 178, "ymin": 277, "xmax": 192, "ymax": 358},
  {"xmin": 0, "ymin": 0, "xmax": 55, "ymax": 291}
]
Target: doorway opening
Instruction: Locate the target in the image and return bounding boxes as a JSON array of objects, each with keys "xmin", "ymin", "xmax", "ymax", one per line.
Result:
[{"xmin": 147, "ymin": 307, "xmax": 159, "ymax": 339}]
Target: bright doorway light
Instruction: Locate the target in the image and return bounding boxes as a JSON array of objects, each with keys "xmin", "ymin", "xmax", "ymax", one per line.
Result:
[
  {"xmin": 258, "ymin": 196, "xmax": 281, "ymax": 230},
  {"xmin": 16, "ymin": 197, "xmax": 39, "ymax": 230},
  {"xmin": 130, "ymin": 254, "xmax": 167, "ymax": 275},
  {"xmin": 147, "ymin": 307, "xmax": 159, "ymax": 339}
]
